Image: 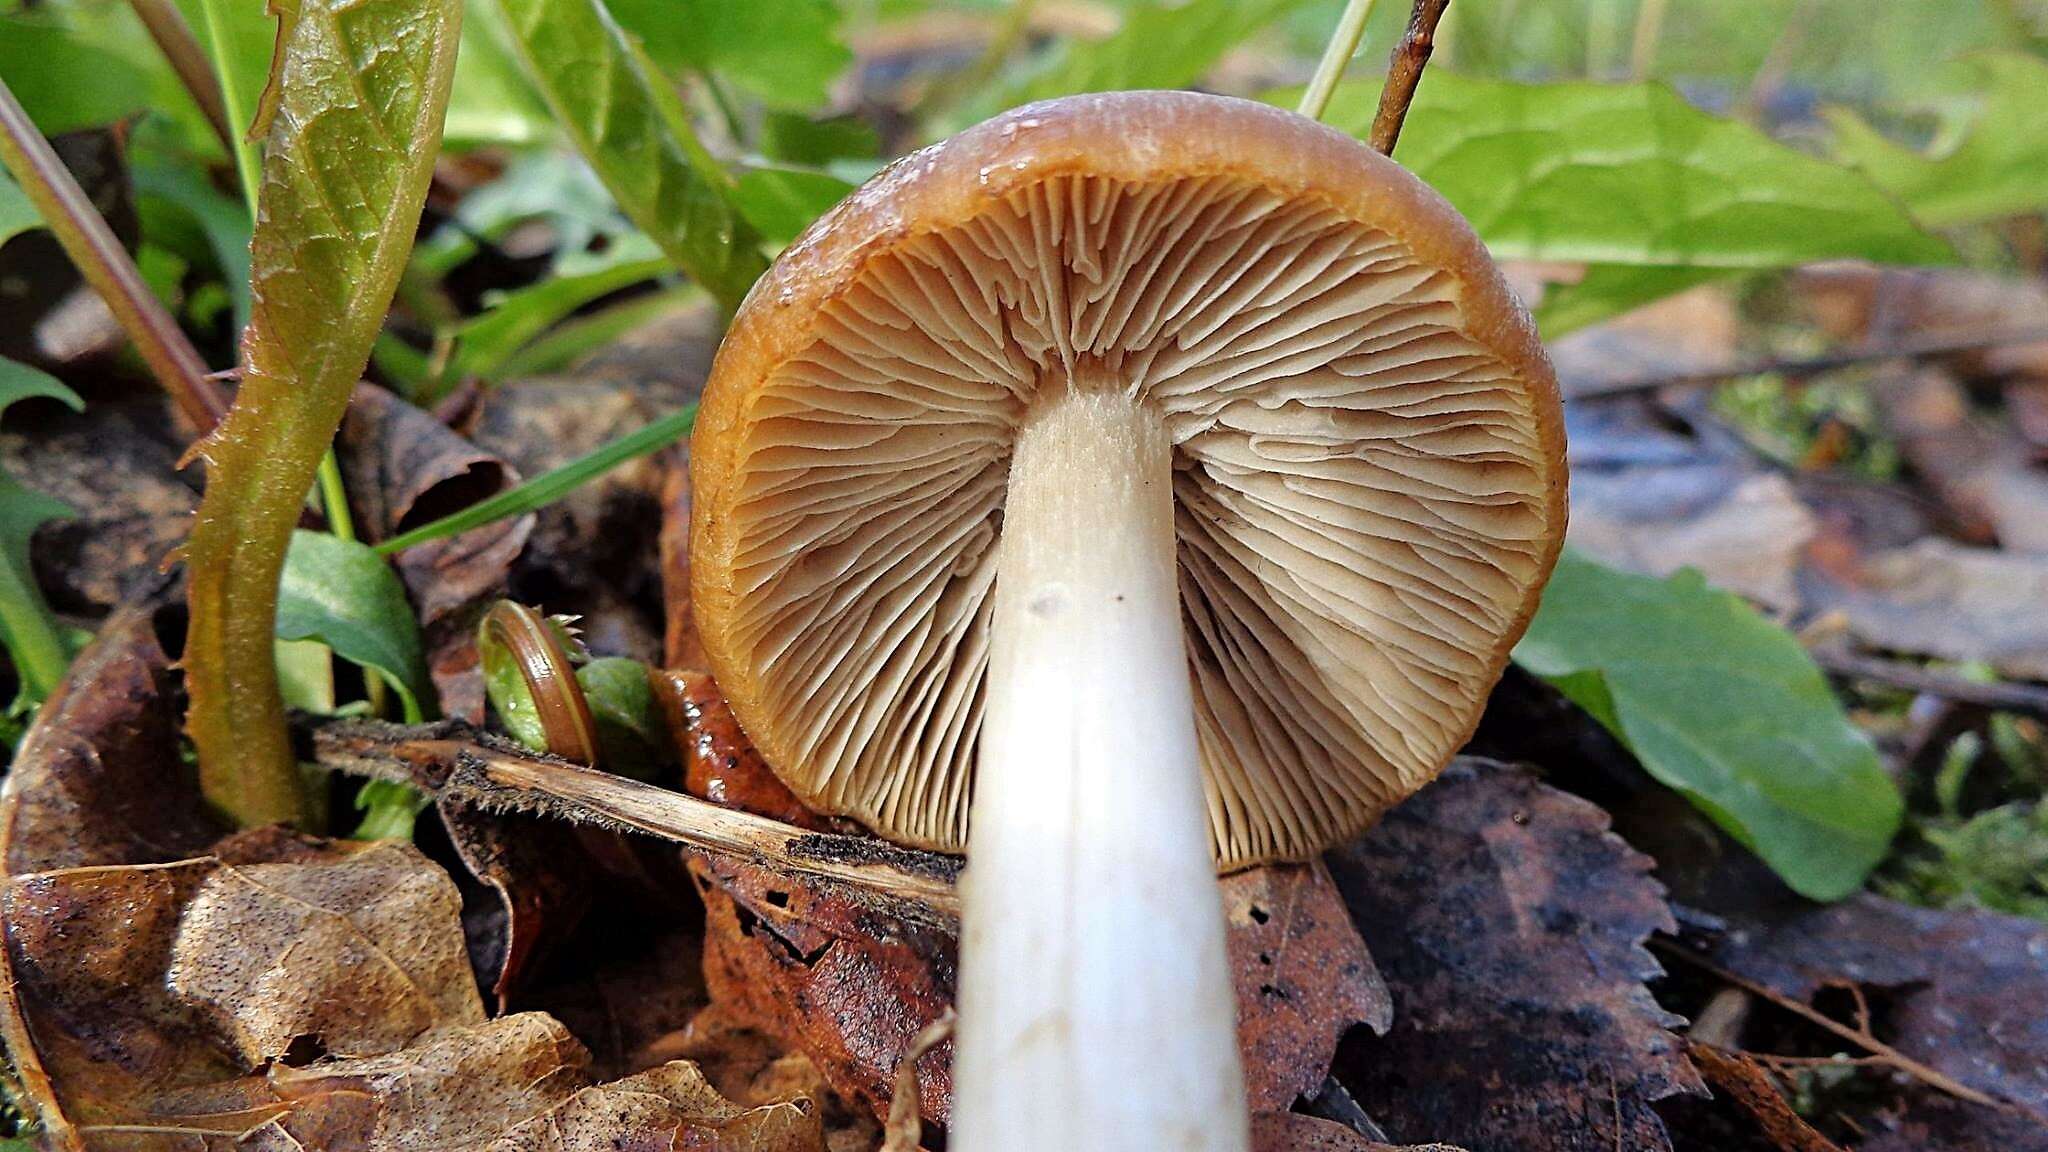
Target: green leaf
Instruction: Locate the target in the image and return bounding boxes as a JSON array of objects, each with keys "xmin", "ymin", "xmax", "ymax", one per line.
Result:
[
  {"xmin": 352, "ymin": 777, "xmax": 431, "ymax": 840},
  {"xmin": 376, "ymin": 403, "xmax": 696, "ymax": 555},
  {"xmin": 1825, "ymin": 52, "xmax": 2048, "ymax": 229},
  {"xmin": 276, "ymin": 531, "xmax": 433, "ymax": 722},
  {"xmin": 183, "ymin": 0, "xmax": 463, "ymax": 829},
  {"xmin": 576, "ymin": 655, "xmax": 667, "ymax": 780},
  {"xmin": 495, "ymin": 284, "xmax": 703, "ymax": 378},
  {"xmin": 130, "ymin": 151, "xmax": 254, "ymax": 329},
  {"xmin": 493, "ymin": 0, "xmax": 767, "ymax": 311},
  {"xmin": 1534, "ymin": 265, "xmax": 1734, "ymax": 338},
  {"xmin": 0, "ymin": 175, "xmax": 40, "ymax": 245},
  {"xmin": 1289, "ymin": 73, "xmax": 1952, "ymax": 269},
  {"xmin": 608, "ymin": 0, "xmax": 850, "ymax": 112},
  {"xmin": 1514, "ymin": 551, "xmax": 1904, "ymax": 901},
  {"xmin": 411, "ymin": 151, "xmax": 629, "ymax": 282},
  {"xmin": 955, "ymin": 0, "xmax": 1311, "ymax": 128},
  {"xmin": 0, "ymin": 359, "xmax": 84, "ymax": 703},
  {"xmin": 0, "ymin": 14, "xmax": 157, "ymax": 134},
  {"xmin": 445, "ymin": 0, "xmax": 555, "ymax": 149},
  {"xmin": 733, "ymin": 163, "xmax": 854, "ymax": 245},
  {"xmin": 448, "ymin": 244, "xmax": 669, "ymax": 382}
]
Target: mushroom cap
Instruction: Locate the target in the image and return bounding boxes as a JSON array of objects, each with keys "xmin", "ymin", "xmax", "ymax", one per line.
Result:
[{"xmin": 691, "ymin": 91, "xmax": 1566, "ymax": 868}]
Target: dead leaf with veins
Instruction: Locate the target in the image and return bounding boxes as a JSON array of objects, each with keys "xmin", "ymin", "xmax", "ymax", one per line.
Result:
[{"xmin": 1325, "ymin": 760, "xmax": 1704, "ymax": 1152}]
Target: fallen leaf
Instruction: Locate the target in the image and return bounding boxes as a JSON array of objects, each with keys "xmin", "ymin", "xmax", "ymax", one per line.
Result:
[
  {"xmin": 1805, "ymin": 538, "xmax": 2048, "ymax": 680},
  {"xmin": 0, "ymin": 585, "xmax": 222, "ymax": 875},
  {"xmin": 1564, "ymin": 395, "xmax": 1815, "ymax": 613},
  {"xmin": 1250, "ymin": 1113, "xmax": 1464, "ymax": 1152},
  {"xmin": 1793, "ymin": 263, "xmax": 2048, "ymax": 381},
  {"xmin": 666, "ymin": 668, "xmax": 829, "ymax": 830},
  {"xmin": 341, "ymin": 385, "xmax": 532, "ymax": 721},
  {"xmin": 1325, "ymin": 760, "xmax": 1705, "ymax": 1152},
  {"xmin": 1865, "ymin": 367, "xmax": 2048, "ymax": 550},
  {"xmin": 659, "ymin": 460, "xmax": 703, "ymax": 668},
  {"xmin": 1856, "ymin": 1093, "xmax": 2048, "ymax": 1152},
  {"xmin": 0, "ymin": 396, "xmax": 196, "ymax": 618},
  {"xmin": 435, "ymin": 803, "xmax": 594, "ymax": 1012},
  {"xmin": 1546, "ymin": 286, "xmax": 1744, "ymax": 399},
  {"xmin": 1709, "ymin": 893, "xmax": 2048, "ymax": 1117}
]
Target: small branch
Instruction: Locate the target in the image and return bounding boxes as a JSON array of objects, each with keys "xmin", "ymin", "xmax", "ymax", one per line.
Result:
[
  {"xmin": 1654, "ymin": 940, "xmax": 2029, "ymax": 1118},
  {"xmin": 302, "ymin": 715, "xmax": 963, "ymax": 926},
  {"xmin": 1812, "ymin": 647, "xmax": 2048, "ymax": 721},
  {"xmin": 0, "ymin": 79, "xmax": 228, "ymax": 430},
  {"xmin": 1573, "ymin": 325, "xmax": 2048, "ymax": 398},
  {"xmin": 1367, "ymin": 0, "xmax": 1450, "ymax": 155},
  {"xmin": 125, "ymin": 0, "xmax": 236, "ymax": 156},
  {"xmin": 1298, "ymin": 0, "xmax": 1380, "ymax": 122},
  {"xmin": 1628, "ymin": 0, "xmax": 1669, "ymax": 79}
]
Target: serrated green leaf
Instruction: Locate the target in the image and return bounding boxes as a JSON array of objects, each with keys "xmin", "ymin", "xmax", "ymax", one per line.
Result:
[
  {"xmin": 493, "ymin": 0, "xmax": 767, "ymax": 311},
  {"xmin": 952, "ymin": 0, "xmax": 1310, "ymax": 128},
  {"xmin": 1826, "ymin": 52, "xmax": 2048, "ymax": 229},
  {"xmin": 183, "ymin": 0, "xmax": 463, "ymax": 829},
  {"xmin": 608, "ymin": 0, "xmax": 849, "ymax": 112},
  {"xmin": 276, "ymin": 530, "xmax": 433, "ymax": 722},
  {"xmin": 0, "ymin": 359, "xmax": 84, "ymax": 703},
  {"xmin": 1286, "ymin": 73, "xmax": 1952, "ymax": 270},
  {"xmin": 0, "ymin": 175, "xmax": 40, "ymax": 245},
  {"xmin": 1514, "ymin": 551, "xmax": 1904, "ymax": 901}
]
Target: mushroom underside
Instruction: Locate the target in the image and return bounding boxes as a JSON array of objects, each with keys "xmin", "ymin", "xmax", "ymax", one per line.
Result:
[{"xmin": 721, "ymin": 170, "xmax": 1556, "ymax": 864}]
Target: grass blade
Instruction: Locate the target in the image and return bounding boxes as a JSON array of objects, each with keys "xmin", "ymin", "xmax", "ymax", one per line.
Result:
[
  {"xmin": 378, "ymin": 404, "xmax": 695, "ymax": 555},
  {"xmin": 184, "ymin": 0, "xmax": 463, "ymax": 828}
]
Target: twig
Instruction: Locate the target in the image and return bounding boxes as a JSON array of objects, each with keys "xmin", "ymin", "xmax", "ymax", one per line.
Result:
[
  {"xmin": 124, "ymin": 0, "xmax": 235, "ymax": 156},
  {"xmin": 0, "ymin": 79, "xmax": 228, "ymax": 430},
  {"xmin": 1298, "ymin": 0, "xmax": 1380, "ymax": 122},
  {"xmin": 302, "ymin": 714, "xmax": 963, "ymax": 926},
  {"xmin": 1653, "ymin": 940, "xmax": 2026, "ymax": 1117},
  {"xmin": 1813, "ymin": 647, "xmax": 2048, "ymax": 720},
  {"xmin": 1573, "ymin": 325, "xmax": 2048, "ymax": 398},
  {"xmin": 1367, "ymin": 0, "xmax": 1450, "ymax": 155}
]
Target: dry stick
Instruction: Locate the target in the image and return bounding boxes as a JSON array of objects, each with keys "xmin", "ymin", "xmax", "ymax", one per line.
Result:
[
  {"xmin": 0, "ymin": 81, "xmax": 228, "ymax": 430},
  {"xmin": 1297, "ymin": 0, "xmax": 1380, "ymax": 121},
  {"xmin": 1628, "ymin": 0, "xmax": 1670, "ymax": 79},
  {"xmin": 125, "ymin": 0, "xmax": 235, "ymax": 156},
  {"xmin": 1652, "ymin": 941, "xmax": 2024, "ymax": 1117},
  {"xmin": 1367, "ymin": 0, "xmax": 1451, "ymax": 155},
  {"xmin": 304, "ymin": 715, "xmax": 963, "ymax": 922},
  {"xmin": 1812, "ymin": 647, "xmax": 2048, "ymax": 721}
]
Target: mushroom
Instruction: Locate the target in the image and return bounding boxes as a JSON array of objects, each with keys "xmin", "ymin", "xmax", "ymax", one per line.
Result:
[{"xmin": 691, "ymin": 91, "xmax": 1565, "ymax": 1151}]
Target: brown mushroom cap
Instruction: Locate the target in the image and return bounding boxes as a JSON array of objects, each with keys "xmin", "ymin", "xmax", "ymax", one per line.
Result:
[{"xmin": 691, "ymin": 91, "xmax": 1566, "ymax": 868}]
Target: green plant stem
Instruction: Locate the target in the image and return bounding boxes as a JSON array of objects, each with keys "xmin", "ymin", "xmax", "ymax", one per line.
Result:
[
  {"xmin": 0, "ymin": 546, "xmax": 70, "ymax": 701},
  {"xmin": 0, "ymin": 80, "xmax": 228, "ymax": 430},
  {"xmin": 193, "ymin": 0, "xmax": 262, "ymax": 212},
  {"xmin": 317, "ymin": 451, "xmax": 355, "ymax": 540},
  {"xmin": 126, "ymin": 0, "xmax": 236, "ymax": 154},
  {"xmin": 378, "ymin": 404, "xmax": 696, "ymax": 554},
  {"xmin": 1298, "ymin": 0, "xmax": 1379, "ymax": 121}
]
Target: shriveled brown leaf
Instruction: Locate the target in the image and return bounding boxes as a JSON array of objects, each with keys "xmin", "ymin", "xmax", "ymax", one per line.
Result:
[
  {"xmin": 1325, "ymin": 760, "xmax": 1704, "ymax": 1152},
  {"xmin": 1225, "ymin": 863, "xmax": 1392, "ymax": 1112},
  {"xmin": 1709, "ymin": 893, "xmax": 2048, "ymax": 1117},
  {"xmin": 0, "ymin": 587, "xmax": 222, "ymax": 876},
  {"xmin": 485, "ymin": 1057, "xmax": 824, "ymax": 1152},
  {"xmin": 0, "ymin": 397, "xmax": 197, "ymax": 618},
  {"xmin": 466, "ymin": 308, "xmax": 719, "ymax": 667},
  {"xmin": 438, "ymin": 802, "xmax": 594, "ymax": 1011},
  {"xmin": 341, "ymin": 385, "xmax": 531, "ymax": 721},
  {"xmin": 1251, "ymin": 1113, "xmax": 1464, "ymax": 1152}
]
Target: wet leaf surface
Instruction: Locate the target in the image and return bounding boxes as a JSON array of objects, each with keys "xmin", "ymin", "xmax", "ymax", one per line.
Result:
[
  {"xmin": 1325, "ymin": 760, "xmax": 1704, "ymax": 1152},
  {"xmin": 0, "ymin": 585, "xmax": 222, "ymax": 876}
]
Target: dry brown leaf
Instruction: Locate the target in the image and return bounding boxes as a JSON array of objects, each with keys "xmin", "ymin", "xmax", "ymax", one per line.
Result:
[
  {"xmin": 438, "ymin": 802, "xmax": 595, "ymax": 1011},
  {"xmin": 1804, "ymin": 538, "xmax": 2048, "ymax": 680},
  {"xmin": 1325, "ymin": 760, "xmax": 1704, "ymax": 1152},
  {"xmin": 0, "ymin": 588, "xmax": 223, "ymax": 876},
  {"xmin": 341, "ymin": 385, "xmax": 532, "ymax": 721},
  {"xmin": 1250, "ymin": 1112, "xmax": 1464, "ymax": 1151}
]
